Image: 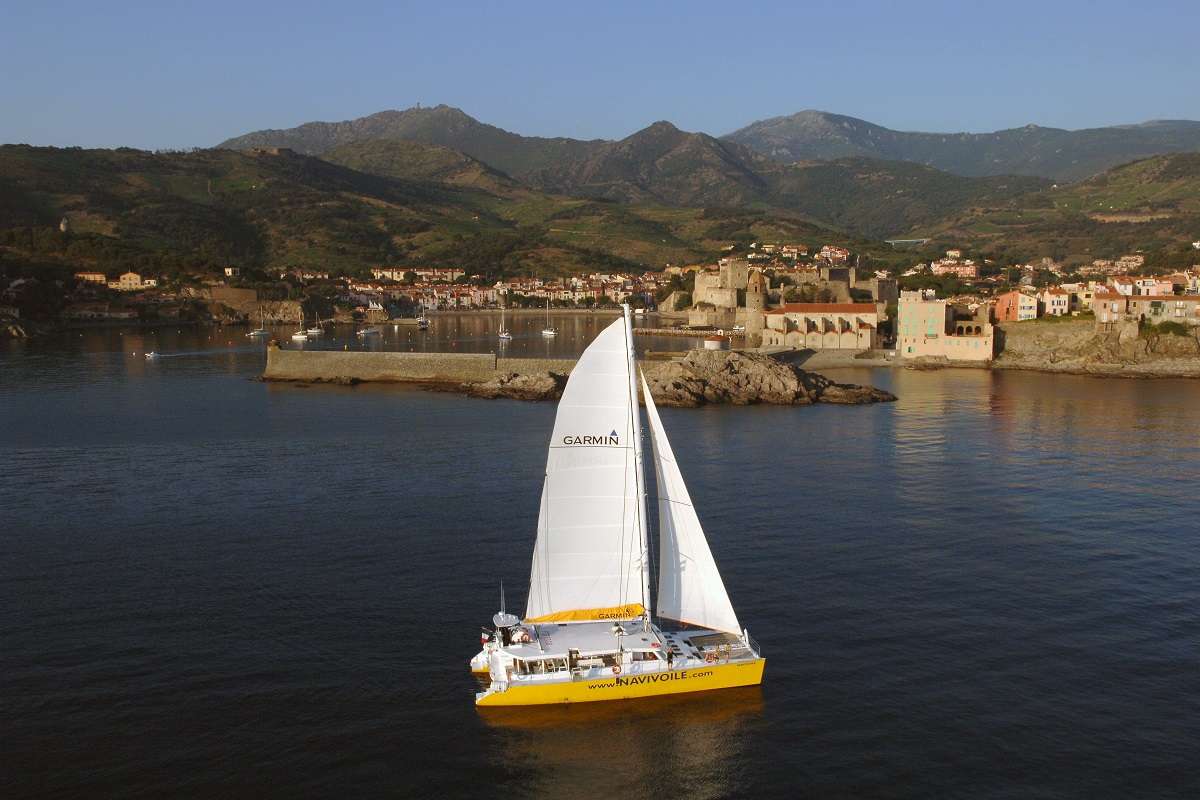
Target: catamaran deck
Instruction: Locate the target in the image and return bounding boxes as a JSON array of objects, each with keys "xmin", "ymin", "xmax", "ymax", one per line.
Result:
[{"xmin": 492, "ymin": 620, "xmax": 757, "ymax": 664}]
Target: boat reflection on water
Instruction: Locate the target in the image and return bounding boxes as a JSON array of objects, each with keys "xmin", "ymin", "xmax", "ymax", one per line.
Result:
[{"xmin": 480, "ymin": 687, "xmax": 764, "ymax": 796}]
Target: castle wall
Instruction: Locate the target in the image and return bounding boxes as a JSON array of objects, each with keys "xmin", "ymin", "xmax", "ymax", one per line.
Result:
[
  {"xmin": 692, "ymin": 272, "xmax": 723, "ymax": 306},
  {"xmin": 720, "ymin": 260, "xmax": 749, "ymax": 290}
]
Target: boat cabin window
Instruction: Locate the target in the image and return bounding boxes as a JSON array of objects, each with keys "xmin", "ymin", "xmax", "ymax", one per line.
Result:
[
  {"xmin": 514, "ymin": 657, "xmax": 568, "ymax": 675},
  {"xmin": 631, "ymin": 651, "xmax": 660, "ymax": 662}
]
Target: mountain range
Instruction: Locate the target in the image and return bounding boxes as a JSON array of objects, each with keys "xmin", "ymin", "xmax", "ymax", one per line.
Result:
[
  {"xmin": 4, "ymin": 106, "xmax": 1200, "ymax": 291},
  {"xmin": 7, "ymin": 138, "xmax": 1198, "ymax": 287},
  {"xmin": 218, "ymin": 106, "xmax": 1200, "ymax": 182},
  {"xmin": 725, "ymin": 111, "xmax": 1200, "ymax": 182},
  {"xmin": 223, "ymin": 110, "xmax": 1055, "ymax": 236}
]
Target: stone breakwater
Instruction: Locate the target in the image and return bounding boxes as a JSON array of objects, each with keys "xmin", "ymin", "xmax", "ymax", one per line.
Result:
[
  {"xmin": 261, "ymin": 348, "xmax": 894, "ymax": 406},
  {"xmin": 262, "ymin": 348, "xmax": 577, "ymax": 384}
]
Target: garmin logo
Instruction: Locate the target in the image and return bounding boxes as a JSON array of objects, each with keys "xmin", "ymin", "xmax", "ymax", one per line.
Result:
[
  {"xmin": 597, "ymin": 608, "xmax": 633, "ymax": 619},
  {"xmin": 563, "ymin": 430, "xmax": 620, "ymax": 446}
]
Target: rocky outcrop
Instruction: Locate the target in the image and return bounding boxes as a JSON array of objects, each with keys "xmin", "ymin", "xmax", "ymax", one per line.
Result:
[
  {"xmin": 460, "ymin": 371, "xmax": 568, "ymax": 400},
  {"xmin": 643, "ymin": 350, "xmax": 895, "ymax": 407},
  {"xmin": 459, "ymin": 350, "xmax": 895, "ymax": 406}
]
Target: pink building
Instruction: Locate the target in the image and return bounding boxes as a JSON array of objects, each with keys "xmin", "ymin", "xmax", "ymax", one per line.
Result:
[{"xmin": 993, "ymin": 290, "xmax": 1038, "ymax": 322}]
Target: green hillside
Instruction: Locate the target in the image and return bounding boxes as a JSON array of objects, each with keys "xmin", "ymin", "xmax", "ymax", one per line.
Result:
[
  {"xmin": 217, "ymin": 105, "xmax": 607, "ymax": 178},
  {"xmin": 0, "ymin": 145, "xmax": 748, "ymax": 283},
  {"xmin": 319, "ymin": 139, "xmax": 524, "ymax": 197},
  {"xmin": 767, "ymin": 157, "xmax": 1051, "ymax": 236},
  {"xmin": 4, "ymin": 143, "xmax": 1198, "ymax": 299},
  {"xmin": 916, "ymin": 153, "xmax": 1200, "ymax": 266}
]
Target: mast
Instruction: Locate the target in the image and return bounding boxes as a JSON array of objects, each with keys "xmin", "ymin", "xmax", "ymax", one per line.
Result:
[{"xmin": 622, "ymin": 305, "xmax": 652, "ymax": 621}]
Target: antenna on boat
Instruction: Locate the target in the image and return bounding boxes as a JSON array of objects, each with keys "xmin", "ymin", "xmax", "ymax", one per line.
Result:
[{"xmin": 493, "ymin": 582, "xmax": 520, "ymax": 630}]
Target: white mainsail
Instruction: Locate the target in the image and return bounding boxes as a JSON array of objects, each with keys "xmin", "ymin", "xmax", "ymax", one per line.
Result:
[
  {"xmin": 641, "ymin": 374, "xmax": 742, "ymax": 635},
  {"xmin": 525, "ymin": 316, "xmax": 647, "ymax": 623}
]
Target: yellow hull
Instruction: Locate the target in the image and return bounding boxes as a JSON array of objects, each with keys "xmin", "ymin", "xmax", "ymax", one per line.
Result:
[{"xmin": 476, "ymin": 658, "xmax": 764, "ymax": 707}]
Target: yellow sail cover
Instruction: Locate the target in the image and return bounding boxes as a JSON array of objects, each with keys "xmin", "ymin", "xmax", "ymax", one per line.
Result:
[{"xmin": 525, "ymin": 603, "xmax": 647, "ymax": 624}]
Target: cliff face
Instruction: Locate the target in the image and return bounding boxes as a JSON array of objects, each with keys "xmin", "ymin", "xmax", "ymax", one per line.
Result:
[
  {"xmin": 463, "ymin": 350, "xmax": 896, "ymax": 406},
  {"xmin": 995, "ymin": 319, "xmax": 1200, "ymax": 375}
]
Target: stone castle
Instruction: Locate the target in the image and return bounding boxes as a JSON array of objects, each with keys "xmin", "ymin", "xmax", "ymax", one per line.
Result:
[{"xmin": 685, "ymin": 258, "xmax": 897, "ymax": 348}]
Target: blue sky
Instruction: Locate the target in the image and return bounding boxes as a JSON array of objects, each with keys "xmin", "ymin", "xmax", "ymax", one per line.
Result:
[{"xmin": 2, "ymin": 0, "xmax": 1197, "ymax": 150}]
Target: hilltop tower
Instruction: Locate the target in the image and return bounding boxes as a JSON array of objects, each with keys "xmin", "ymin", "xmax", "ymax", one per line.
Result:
[{"xmin": 745, "ymin": 269, "xmax": 767, "ymax": 348}]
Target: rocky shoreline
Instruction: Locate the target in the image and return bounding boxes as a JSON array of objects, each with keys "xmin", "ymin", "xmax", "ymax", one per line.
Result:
[
  {"xmin": 761, "ymin": 320, "xmax": 1200, "ymax": 379},
  {"xmin": 458, "ymin": 350, "xmax": 897, "ymax": 406}
]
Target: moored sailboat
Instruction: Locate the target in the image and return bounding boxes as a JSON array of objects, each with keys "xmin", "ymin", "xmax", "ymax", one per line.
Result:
[
  {"xmin": 291, "ymin": 308, "xmax": 308, "ymax": 341},
  {"xmin": 498, "ymin": 305, "xmax": 513, "ymax": 340},
  {"xmin": 246, "ymin": 306, "xmax": 270, "ymax": 337},
  {"xmin": 471, "ymin": 306, "xmax": 764, "ymax": 706}
]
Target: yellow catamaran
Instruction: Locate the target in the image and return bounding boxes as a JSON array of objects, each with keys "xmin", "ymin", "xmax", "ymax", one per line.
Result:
[{"xmin": 471, "ymin": 306, "xmax": 765, "ymax": 706}]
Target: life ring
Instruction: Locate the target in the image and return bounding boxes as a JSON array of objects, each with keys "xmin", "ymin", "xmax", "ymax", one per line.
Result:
[
  {"xmin": 519, "ymin": 632, "xmax": 531, "ymax": 643},
  {"xmin": 705, "ymin": 652, "xmax": 716, "ymax": 663},
  {"xmin": 612, "ymin": 665, "xmax": 621, "ymax": 675},
  {"xmin": 651, "ymin": 642, "xmax": 661, "ymax": 648}
]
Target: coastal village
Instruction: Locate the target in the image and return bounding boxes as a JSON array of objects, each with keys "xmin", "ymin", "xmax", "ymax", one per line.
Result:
[{"xmin": 5, "ymin": 238, "xmax": 1200, "ymax": 369}]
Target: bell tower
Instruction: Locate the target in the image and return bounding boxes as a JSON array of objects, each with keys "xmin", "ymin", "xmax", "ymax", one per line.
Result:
[{"xmin": 745, "ymin": 270, "xmax": 767, "ymax": 348}]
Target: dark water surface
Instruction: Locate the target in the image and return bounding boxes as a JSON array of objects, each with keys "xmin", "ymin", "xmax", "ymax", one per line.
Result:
[{"xmin": 2, "ymin": 323, "xmax": 1198, "ymax": 799}]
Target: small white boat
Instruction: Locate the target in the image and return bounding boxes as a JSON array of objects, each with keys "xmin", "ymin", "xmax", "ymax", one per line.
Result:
[
  {"xmin": 306, "ymin": 313, "xmax": 325, "ymax": 337},
  {"xmin": 499, "ymin": 305, "xmax": 513, "ymax": 340},
  {"xmin": 357, "ymin": 327, "xmax": 381, "ymax": 337},
  {"xmin": 541, "ymin": 299, "xmax": 557, "ymax": 337},
  {"xmin": 145, "ymin": 352, "xmax": 158, "ymax": 359},
  {"xmin": 247, "ymin": 307, "xmax": 270, "ymax": 337},
  {"xmin": 292, "ymin": 308, "xmax": 308, "ymax": 340}
]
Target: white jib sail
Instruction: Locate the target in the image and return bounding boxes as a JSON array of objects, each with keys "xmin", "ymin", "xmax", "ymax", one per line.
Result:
[
  {"xmin": 641, "ymin": 373, "xmax": 742, "ymax": 635},
  {"xmin": 525, "ymin": 316, "xmax": 647, "ymax": 623}
]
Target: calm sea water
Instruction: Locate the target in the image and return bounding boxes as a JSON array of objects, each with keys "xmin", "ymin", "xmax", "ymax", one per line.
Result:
[{"xmin": 2, "ymin": 319, "xmax": 1198, "ymax": 799}]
